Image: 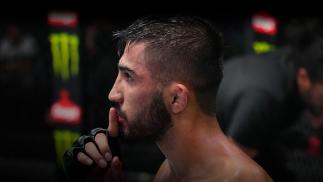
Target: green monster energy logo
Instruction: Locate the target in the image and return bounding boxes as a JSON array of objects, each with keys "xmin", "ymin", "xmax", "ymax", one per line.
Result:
[
  {"xmin": 49, "ymin": 33, "xmax": 80, "ymax": 81},
  {"xmin": 53, "ymin": 130, "xmax": 80, "ymax": 166},
  {"xmin": 252, "ymin": 41, "xmax": 275, "ymax": 54}
]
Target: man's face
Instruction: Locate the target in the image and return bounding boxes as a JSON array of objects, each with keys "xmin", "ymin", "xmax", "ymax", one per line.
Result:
[
  {"xmin": 108, "ymin": 43, "xmax": 172, "ymax": 141},
  {"xmin": 303, "ymin": 82, "xmax": 323, "ymax": 117}
]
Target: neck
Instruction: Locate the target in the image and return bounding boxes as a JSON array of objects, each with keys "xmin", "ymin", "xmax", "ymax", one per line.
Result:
[{"xmin": 156, "ymin": 112, "xmax": 228, "ymax": 179}]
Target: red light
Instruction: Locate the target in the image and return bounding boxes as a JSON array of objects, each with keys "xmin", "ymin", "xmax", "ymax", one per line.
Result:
[{"xmin": 252, "ymin": 12, "xmax": 278, "ymax": 36}]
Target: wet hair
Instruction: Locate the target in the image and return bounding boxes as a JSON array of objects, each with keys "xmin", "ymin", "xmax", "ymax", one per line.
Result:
[{"xmin": 113, "ymin": 16, "xmax": 224, "ymax": 115}]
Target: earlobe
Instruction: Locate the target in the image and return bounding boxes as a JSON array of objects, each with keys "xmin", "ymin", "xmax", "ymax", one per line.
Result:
[{"xmin": 170, "ymin": 84, "xmax": 188, "ymax": 114}]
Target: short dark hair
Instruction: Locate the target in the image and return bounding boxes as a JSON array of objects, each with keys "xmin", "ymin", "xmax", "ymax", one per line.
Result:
[
  {"xmin": 291, "ymin": 36, "xmax": 323, "ymax": 83},
  {"xmin": 285, "ymin": 18, "xmax": 323, "ymax": 83},
  {"xmin": 284, "ymin": 18, "xmax": 323, "ymax": 51},
  {"xmin": 113, "ymin": 16, "xmax": 224, "ymax": 115}
]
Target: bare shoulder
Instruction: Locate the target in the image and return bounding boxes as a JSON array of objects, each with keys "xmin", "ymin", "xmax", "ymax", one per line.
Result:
[
  {"xmin": 228, "ymin": 161, "xmax": 273, "ymax": 182},
  {"xmin": 222, "ymin": 139, "xmax": 273, "ymax": 182},
  {"xmin": 240, "ymin": 165, "xmax": 273, "ymax": 182},
  {"xmin": 154, "ymin": 159, "xmax": 175, "ymax": 182}
]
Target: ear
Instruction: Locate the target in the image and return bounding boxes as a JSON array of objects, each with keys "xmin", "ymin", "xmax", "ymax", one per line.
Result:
[
  {"xmin": 165, "ymin": 83, "xmax": 189, "ymax": 114},
  {"xmin": 297, "ymin": 68, "xmax": 312, "ymax": 94}
]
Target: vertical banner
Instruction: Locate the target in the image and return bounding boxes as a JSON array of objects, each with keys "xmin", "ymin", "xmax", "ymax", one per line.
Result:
[
  {"xmin": 47, "ymin": 11, "xmax": 82, "ymax": 170},
  {"xmin": 251, "ymin": 12, "xmax": 278, "ymax": 54}
]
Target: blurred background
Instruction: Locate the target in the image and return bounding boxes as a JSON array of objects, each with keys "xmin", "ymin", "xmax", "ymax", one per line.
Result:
[{"xmin": 0, "ymin": 2, "xmax": 320, "ymax": 182}]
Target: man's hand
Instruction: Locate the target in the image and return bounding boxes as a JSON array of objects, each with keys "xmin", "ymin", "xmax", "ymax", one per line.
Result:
[{"xmin": 63, "ymin": 107, "xmax": 122, "ymax": 182}]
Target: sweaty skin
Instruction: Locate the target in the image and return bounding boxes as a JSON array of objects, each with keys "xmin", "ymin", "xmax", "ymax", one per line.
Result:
[
  {"xmin": 76, "ymin": 42, "xmax": 273, "ymax": 182},
  {"xmin": 153, "ymin": 111, "xmax": 272, "ymax": 182}
]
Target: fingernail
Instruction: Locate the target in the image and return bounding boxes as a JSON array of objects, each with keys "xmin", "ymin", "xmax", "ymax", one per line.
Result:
[
  {"xmin": 98, "ymin": 159, "xmax": 107, "ymax": 168},
  {"xmin": 85, "ymin": 158, "xmax": 93, "ymax": 165},
  {"xmin": 113, "ymin": 157, "xmax": 120, "ymax": 167},
  {"xmin": 105, "ymin": 153, "xmax": 112, "ymax": 161}
]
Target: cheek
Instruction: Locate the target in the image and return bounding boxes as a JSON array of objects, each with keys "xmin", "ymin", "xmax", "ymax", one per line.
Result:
[{"xmin": 122, "ymin": 90, "xmax": 152, "ymax": 118}]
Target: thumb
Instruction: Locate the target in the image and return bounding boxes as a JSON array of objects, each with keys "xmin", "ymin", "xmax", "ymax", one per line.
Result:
[
  {"xmin": 110, "ymin": 156, "xmax": 122, "ymax": 182},
  {"xmin": 108, "ymin": 107, "xmax": 119, "ymax": 137},
  {"xmin": 111, "ymin": 156, "xmax": 122, "ymax": 175},
  {"xmin": 103, "ymin": 156, "xmax": 122, "ymax": 182}
]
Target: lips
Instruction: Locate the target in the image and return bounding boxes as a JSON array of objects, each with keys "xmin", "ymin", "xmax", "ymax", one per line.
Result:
[
  {"xmin": 118, "ymin": 116, "xmax": 125, "ymax": 123},
  {"xmin": 114, "ymin": 106, "xmax": 127, "ymax": 125}
]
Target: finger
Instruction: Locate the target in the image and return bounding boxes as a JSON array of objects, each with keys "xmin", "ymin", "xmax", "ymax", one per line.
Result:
[
  {"xmin": 108, "ymin": 107, "xmax": 119, "ymax": 137},
  {"xmin": 104, "ymin": 156, "xmax": 122, "ymax": 182},
  {"xmin": 111, "ymin": 156, "xmax": 122, "ymax": 174},
  {"xmin": 111, "ymin": 156, "xmax": 123, "ymax": 181},
  {"xmin": 95, "ymin": 133, "xmax": 112, "ymax": 161},
  {"xmin": 77, "ymin": 152, "xmax": 93, "ymax": 166},
  {"xmin": 84, "ymin": 142, "xmax": 107, "ymax": 168}
]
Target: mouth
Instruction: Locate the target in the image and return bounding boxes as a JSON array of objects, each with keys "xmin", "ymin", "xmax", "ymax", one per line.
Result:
[
  {"xmin": 117, "ymin": 115, "xmax": 128, "ymax": 135},
  {"xmin": 113, "ymin": 104, "xmax": 128, "ymax": 124},
  {"xmin": 118, "ymin": 116, "xmax": 126, "ymax": 123},
  {"xmin": 116, "ymin": 109, "xmax": 127, "ymax": 123}
]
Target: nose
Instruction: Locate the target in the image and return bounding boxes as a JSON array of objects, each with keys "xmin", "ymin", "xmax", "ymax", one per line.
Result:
[{"xmin": 108, "ymin": 75, "xmax": 123, "ymax": 104}]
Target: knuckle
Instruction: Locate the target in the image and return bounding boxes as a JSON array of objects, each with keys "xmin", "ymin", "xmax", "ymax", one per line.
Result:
[
  {"xmin": 95, "ymin": 133, "xmax": 106, "ymax": 142},
  {"xmin": 90, "ymin": 128, "xmax": 107, "ymax": 138},
  {"xmin": 84, "ymin": 142, "xmax": 95, "ymax": 152},
  {"xmin": 77, "ymin": 152, "xmax": 85, "ymax": 160}
]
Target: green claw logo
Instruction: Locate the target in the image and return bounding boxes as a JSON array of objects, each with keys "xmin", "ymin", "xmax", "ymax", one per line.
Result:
[{"xmin": 49, "ymin": 33, "xmax": 80, "ymax": 81}]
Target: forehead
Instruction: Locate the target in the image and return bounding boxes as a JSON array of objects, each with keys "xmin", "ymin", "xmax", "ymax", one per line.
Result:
[{"xmin": 119, "ymin": 42, "xmax": 154, "ymax": 78}]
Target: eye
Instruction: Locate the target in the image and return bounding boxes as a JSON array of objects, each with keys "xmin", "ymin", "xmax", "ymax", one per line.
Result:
[{"xmin": 123, "ymin": 71, "xmax": 134, "ymax": 81}]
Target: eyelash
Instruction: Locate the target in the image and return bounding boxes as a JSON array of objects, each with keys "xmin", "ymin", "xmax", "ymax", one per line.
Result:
[{"xmin": 123, "ymin": 72, "xmax": 133, "ymax": 81}]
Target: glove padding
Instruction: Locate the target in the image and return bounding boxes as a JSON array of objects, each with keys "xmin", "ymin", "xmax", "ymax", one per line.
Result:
[{"xmin": 63, "ymin": 128, "xmax": 120, "ymax": 182}]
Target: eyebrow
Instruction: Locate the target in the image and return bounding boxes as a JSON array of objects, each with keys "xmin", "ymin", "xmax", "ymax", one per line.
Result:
[{"xmin": 118, "ymin": 64, "xmax": 135, "ymax": 75}]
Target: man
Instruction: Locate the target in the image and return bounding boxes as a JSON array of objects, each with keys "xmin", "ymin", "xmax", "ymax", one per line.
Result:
[
  {"xmin": 275, "ymin": 36, "xmax": 323, "ymax": 182},
  {"xmin": 63, "ymin": 16, "xmax": 272, "ymax": 182},
  {"xmin": 216, "ymin": 18, "xmax": 323, "ymax": 181}
]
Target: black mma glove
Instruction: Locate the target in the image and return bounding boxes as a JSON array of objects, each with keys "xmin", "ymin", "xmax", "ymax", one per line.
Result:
[{"xmin": 62, "ymin": 128, "xmax": 120, "ymax": 181}]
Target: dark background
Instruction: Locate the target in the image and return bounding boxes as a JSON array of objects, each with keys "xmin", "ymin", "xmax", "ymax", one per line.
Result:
[{"xmin": 0, "ymin": 2, "xmax": 321, "ymax": 181}]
